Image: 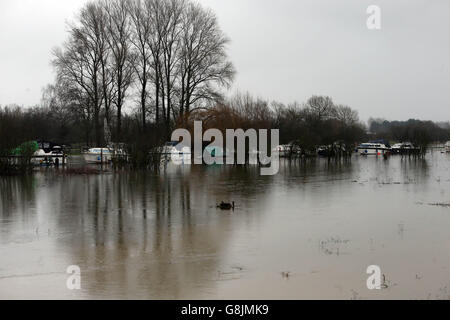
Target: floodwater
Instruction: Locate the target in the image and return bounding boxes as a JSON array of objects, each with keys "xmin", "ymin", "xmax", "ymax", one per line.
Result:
[{"xmin": 1, "ymin": 152, "xmax": 449, "ymax": 299}]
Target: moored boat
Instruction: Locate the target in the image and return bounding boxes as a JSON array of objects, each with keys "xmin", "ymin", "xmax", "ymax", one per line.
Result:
[
  {"xmin": 272, "ymin": 144, "xmax": 300, "ymax": 157},
  {"xmin": 357, "ymin": 142, "xmax": 390, "ymax": 156},
  {"xmin": 83, "ymin": 148, "xmax": 112, "ymax": 164},
  {"xmin": 446, "ymin": 141, "xmax": 450, "ymax": 153},
  {"xmin": 390, "ymin": 142, "xmax": 418, "ymax": 154},
  {"xmin": 317, "ymin": 146, "xmax": 330, "ymax": 157},
  {"xmin": 32, "ymin": 146, "xmax": 65, "ymax": 166},
  {"xmin": 160, "ymin": 142, "xmax": 192, "ymax": 163}
]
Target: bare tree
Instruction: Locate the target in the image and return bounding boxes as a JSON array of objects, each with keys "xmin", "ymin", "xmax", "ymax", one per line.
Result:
[
  {"xmin": 146, "ymin": 0, "xmax": 165, "ymax": 126},
  {"xmin": 334, "ymin": 104, "xmax": 359, "ymax": 126},
  {"xmin": 178, "ymin": 2, "xmax": 235, "ymax": 116},
  {"xmin": 129, "ymin": 0, "xmax": 156, "ymax": 129},
  {"xmin": 159, "ymin": 0, "xmax": 185, "ymax": 134},
  {"xmin": 306, "ymin": 95, "xmax": 334, "ymax": 121},
  {"xmin": 103, "ymin": 0, "xmax": 135, "ymax": 139},
  {"xmin": 53, "ymin": 2, "xmax": 110, "ymax": 146}
]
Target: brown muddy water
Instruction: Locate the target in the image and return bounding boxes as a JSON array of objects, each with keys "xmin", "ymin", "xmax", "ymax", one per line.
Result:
[{"xmin": 1, "ymin": 152, "xmax": 450, "ymax": 299}]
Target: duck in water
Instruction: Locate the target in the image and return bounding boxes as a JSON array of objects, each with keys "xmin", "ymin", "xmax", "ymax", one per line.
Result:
[{"xmin": 217, "ymin": 201, "xmax": 235, "ymax": 210}]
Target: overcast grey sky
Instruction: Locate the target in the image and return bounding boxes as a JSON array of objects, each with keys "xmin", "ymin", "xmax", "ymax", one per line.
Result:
[{"xmin": 0, "ymin": 0, "xmax": 449, "ymax": 122}]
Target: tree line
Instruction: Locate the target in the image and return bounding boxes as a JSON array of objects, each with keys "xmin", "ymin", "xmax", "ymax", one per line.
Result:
[
  {"xmin": 3, "ymin": 92, "xmax": 450, "ymax": 169},
  {"xmin": 368, "ymin": 118, "xmax": 450, "ymax": 149},
  {"xmin": 0, "ymin": 93, "xmax": 366, "ymax": 155},
  {"xmin": 181, "ymin": 93, "xmax": 367, "ymax": 157}
]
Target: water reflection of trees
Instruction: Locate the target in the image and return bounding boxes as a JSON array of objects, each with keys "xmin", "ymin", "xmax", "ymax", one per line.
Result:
[
  {"xmin": 399, "ymin": 157, "xmax": 429, "ymax": 182},
  {"xmin": 0, "ymin": 175, "xmax": 36, "ymax": 218},
  {"xmin": 1, "ymin": 160, "xmax": 357, "ymax": 298},
  {"xmin": 0, "ymin": 156, "xmax": 440, "ymax": 298},
  {"xmin": 366, "ymin": 156, "xmax": 430, "ymax": 184},
  {"xmin": 50, "ymin": 164, "xmax": 276, "ymax": 298},
  {"xmin": 279, "ymin": 158, "xmax": 356, "ymax": 185}
]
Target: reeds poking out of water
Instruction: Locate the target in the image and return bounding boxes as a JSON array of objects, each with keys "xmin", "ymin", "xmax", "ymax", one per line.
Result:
[
  {"xmin": 121, "ymin": 128, "xmax": 167, "ymax": 171},
  {"xmin": 0, "ymin": 162, "xmax": 31, "ymax": 176},
  {"xmin": 121, "ymin": 144, "xmax": 164, "ymax": 171},
  {"xmin": 0, "ymin": 141, "xmax": 38, "ymax": 176},
  {"xmin": 428, "ymin": 203, "xmax": 450, "ymax": 208},
  {"xmin": 61, "ymin": 167, "xmax": 103, "ymax": 175},
  {"xmin": 0, "ymin": 157, "xmax": 34, "ymax": 176}
]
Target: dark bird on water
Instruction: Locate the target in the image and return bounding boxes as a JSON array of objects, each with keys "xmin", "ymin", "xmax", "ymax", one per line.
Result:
[{"xmin": 217, "ymin": 201, "xmax": 235, "ymax": 210}]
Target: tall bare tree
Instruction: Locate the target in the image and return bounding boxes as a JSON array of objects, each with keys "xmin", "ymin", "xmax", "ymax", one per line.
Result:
[
  {"xmin": 146, "ymin": 0, "xmax": 164, "ymax": 126},
  {"xmin": 129, "ymin": 0, "xmax": 154, "ymax": 129},
  {"xmin": 178, "ymin": 2, "xmax": 235, "ymax": 117},
  {"xmin": 159, "ymin": 0, "xmax": 185, "ymax": 133},
  {"xmin": 103, "ymin": 0, "xmax": 135, "ymax": 139},
  {"xmin": 53, "ymin": 2, "xmax": 109, "ymax": 146}
]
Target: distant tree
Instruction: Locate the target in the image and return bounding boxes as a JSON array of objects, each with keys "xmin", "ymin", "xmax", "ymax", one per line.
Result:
[
  {"xmin": 368, "ymin": 118, "xmax": 450, "ymax": 154},
  {"xmin": 334, "ymin": 104, "xmax": 359, "ymax": 126},
  {"xmin": 306, "ymin": 95, "xmax": 334, "ymax": 121}
]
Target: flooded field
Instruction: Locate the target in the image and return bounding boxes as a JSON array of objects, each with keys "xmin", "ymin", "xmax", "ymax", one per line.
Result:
[{"xmin": 1, "ymin": 152, "xmax": 450, "ymax": 299}]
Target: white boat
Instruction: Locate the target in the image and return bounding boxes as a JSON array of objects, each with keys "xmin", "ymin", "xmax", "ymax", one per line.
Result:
[
  {"xmin": 31, "ymin": 146, "xmax": 65, "ymax": 166},
  {"xmin": 391, "ymin": 142, "xmax": 412, "ymax": 150},
  {"xmin": 446, "ymin": 141, "xmax": 450, "ymax": 153},
  {"xmin": 171, "ymin": 146, "xmax": 191, "ymax": 163},
  {"xmin": 357, "ymin": 142, "xmax": 390, "ymax": 156},
  {"xmin": 391, "ymin": 142, "xmax": 415, "ymax": 154},
  {"xmin": 272, "ymin": 145, "xmax": 287, "ymax": 157},
  {"xmin": 83, "ymin": 148, "xmax": 112, "ymax": 164},
  {"xmin": 161, "ymin": 142, "xmax": 191, "ymax": 163},
  {"xmin": 272, "ymin": 144, "xmax": 300, "ymax": 157}
]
